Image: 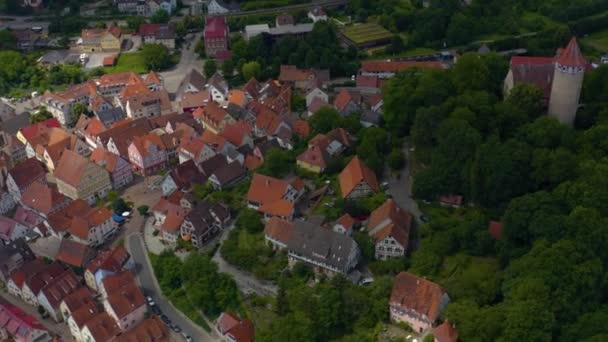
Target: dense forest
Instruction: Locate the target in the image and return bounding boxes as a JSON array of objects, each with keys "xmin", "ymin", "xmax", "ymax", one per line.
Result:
[{"xmin": 380, "ymin": 53, "xmax": 608, "ymax": 341}]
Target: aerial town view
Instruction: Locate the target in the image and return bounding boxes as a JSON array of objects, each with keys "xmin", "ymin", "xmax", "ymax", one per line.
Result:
[{"xmin": 0, "ymin": 0, "xmax": 608, "ymax": 341}]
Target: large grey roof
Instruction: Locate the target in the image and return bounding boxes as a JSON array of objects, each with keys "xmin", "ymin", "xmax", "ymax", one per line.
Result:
[{"xmin": 287, "ymin": 220, "xmax": 358, "ymax": 272}]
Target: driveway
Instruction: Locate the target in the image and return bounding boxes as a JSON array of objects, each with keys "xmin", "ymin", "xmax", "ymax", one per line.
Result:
[
  {"xmin": 159, "ymin": 32, "xmax": 203, "ymax": 93},
  {"xmin": 126, "ymin": 233, "xmax": 219, "ymax": 342},
  {"xmin": 212, "ymin": 225, "xmax": 278, "ymax": 296},
  {"xmin": 386, "ymin": 142, "xmax": 423, "ymax": 249}
]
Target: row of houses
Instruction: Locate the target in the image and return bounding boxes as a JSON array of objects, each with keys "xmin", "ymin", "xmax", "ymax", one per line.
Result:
[{"xmin": 0, "ymin": 236, "xmax": 168, "ymax": 342}]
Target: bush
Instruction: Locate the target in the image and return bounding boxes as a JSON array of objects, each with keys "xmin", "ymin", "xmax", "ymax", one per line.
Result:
[{"xmin": 137, "ymin": 205, "xmax": 149, "ymax": 216}]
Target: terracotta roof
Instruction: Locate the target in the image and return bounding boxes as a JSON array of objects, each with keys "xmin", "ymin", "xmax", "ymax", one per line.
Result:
[
  {"xmin": 335, "ymin": 214, "xmax": 356, "ymax": 231},
  {"xmin": 374, "ymin": 223, "xmax": 409, "ymax": 247},
  {"xmin": 297, "ymin": 144, "xmax": 329, "ymax": 168},
  {"xmin": 97, "ymin": 71, "xmax": 141, "ymax": 87},
  {"xmin": 130, "ymin": 133, "xmax": 166, "ymax": 157},
  {"xmin": 115, "ymin": 317, "xmax": 168, "ymax": 342},
  {"xmin": 279, "ymin": 65, "xmax": 312, "ymax": 82},
  {"xmin": 80, "ymin": 116, "xmax": 107, "ymax": 136},
  {"xmin": 38, "ymin": 269, "xmax": 80, "ymax": 309},
  {"xmin": 105, "ymin": 281, "xmax": 145, "ymax": 320},
  {"xmin": 242, "ymin": 78, "xmax": 260, "ymax": 98},
  {"xmin": 509, "ymin": 56, "xmax": 557, "ymax": 100},
  {"xmin": 181, "ymin": 90, "xmax": 210, "ymax": 109},
  {"xmin": 259, "ymin": 199, "xmax": 294, "ymax": 218},
  {"xmin": 90, "ymin": 147, "xmax": 122, "ymax": 173},
  {"xmin": 101, "ymin": 270, "xmax": 136, "ymax": 293},
  {"xmin": 360, "ymin": 60, "xmax": 444, "ymax": 73},
  {"xmin": 87, "ymin": 245, "xmax": 130, "ymax": 273},
  {"xmin": 83, "ymin": 312, "xmax": 120, "ymax": 342},
  {"xmin": 54, "ymin": 150, "xmax": 97, "ymax": 188},
  {"xmin": 434, "ymin": 320, "xmax": 459, "ymax": 342},
  {"xmin": 247, "ymin": 174, "xmax": 291, "ymax": 205},
  {"xmin": 18, "ymin": 118, "xmax": 61, "ymax": 141},
  {"xmin": 67, "ymin": 205, "xmax": 112, "ymax": 240},
  {"xmin": 8, "ymin": 158, "xmax": 46, "ymax": 190},
  {"xmin": 9, "ymin": 259, "xmax": 46, "ymax": 289},
  {"xmin": 228, "ymin": 90, "xmax": 246, "ymax": 107},
  {"xmin": 60, "ymin": 286, "xmax": 95, "ymax": 314},
  {"xmin": 205, "ymin": 16, "xmax": 228, "ymax": 38},
  {"xmin": 217, "ymin": 312, "xmax": 255, "ymax": 342},
  {"xmin": 152, "ymin": 198, "xmax": 188, "ymax": 232},
  {"xmin": 56, "ymin": 239, "xmax": 93, "ymax": 267},
  {"xmin": 334, "ymin": 89, "xmax": 360, "ymax": 112},
  {"xmin": 338, "ymin": 156, "xmax": 379, "ymax": 198},
  {"xmin": 21, "ymin": 181, "xmax": 68, "ymax": 216},
  {"xmin": 327, "ymin": 127, "xmax": 353, "ymax": 147},
  {"xmin": 70, "ymin": 301, "xmax": 99, "ymax": 329},
  {"xmin": 556, "ymin": 37, "xmax": 586, "ymax": 68},
  {"xmin": 244, "ymin": 154, "xmax": 263, "ymax": 170},
  {"xmin": 24, "ymin": 262, "xmax": 65, "ymax": 296},
  {"xmin": 222, "ymin": 121, "xmax": 252, "ymax": 147},
  {"xmin": 488, "ymin": 221, "xmax": 503, "ymax": 241},
  {"xmin": 356, "ymin": 75, "xmax": 380, "ymax": 88},
  {"xmin": 368, "ymin": 199, "xmax": 412, "ymax": 234},
  {"xmin": 293, "ymin": 120, "xmax": 310, "ymax": 138},
  {"xmin": 200, "ymin": 130, "xmax": 229, "ymax": 150},
  {"xmin": 263, "ymin": 217, "xmax": 293, "ymax": 244},
  {"xmin": 145, "ymin": 71, "xmax": 162, "ymax": 85},
  {"xmin": 139, "ymin": 23, "xmax": 162, "ymax": 36},
  {"xmin": 197, "ymin": 102, "xmax": 229, "ymax": 128},
  {"xmin": 390, "ymin": 272, "xmax": 447, "ymax": 322}
]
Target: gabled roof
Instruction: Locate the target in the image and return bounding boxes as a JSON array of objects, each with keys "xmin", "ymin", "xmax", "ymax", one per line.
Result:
[
  {"xmin": 390, "ymin": 272, "xmax": 447, "ymax": 322},
  {"xmin": 259, "ymin": 199, "xmax": 294, "ymax": 218},
  {"xmin": 509, "ymin": 56, "xmax": 555, "ymax": 100},
  {"xmin": 9, "ymin": 259, "xmax": 46, "ymax": 289},
  {"xmin": 264, "ymin": 217, "xmax": 294, "ymax": 244},
  {"xmin": 38, "ymin": 269, "xmax": 80, "ymax": 309},
  {"xmin": 55, "ymin": 149, "xmax": 101, "ymax": 188},
  {"xmin": 83, "ymin": 312, "xmax": 120, "ymax": 342},
  {"xmin": 297, "ymin": 143, "xmax": 329, "ymax": 168},
  {"xmin": 18, "ymin": 118, "xmax": 61, "ymax": 141},
  {"xmin": 181, "ymin": 90, "xmax": 210, "ymax": 109},
  {"xmin": 115, "ymin": 317, "xmax": 168, "ymax": 342},
  {"xmin": 279, "ymin": 65, "xmax": 312, "ymax": 82},
  {"xmin": 61, "ymin": 285, "xmax": 95, "ymax": 315},
  {"xmin": 307, "ymin": 96, "xmax": 329, "ymax": 114},
  {"xmin": 556, "ymin": 37, "xmax": 586, "ymax": 68},
  {"xmin": 205, "ymin": 16, "xmax": 228, "ymax": 38},
  {"xmin": 56, "ymin": 239, "xmax": 93, "ymax": 267},
  {"xmin": 334, "ymin": 89, "xmax": 361, "ymax": 112},
  {"xmin": 105, "ymin": 279, "xmax": 145, "ymax": 319},
  {"xmin": 7, "ymin": 158, "xmax": 46, "ymax": 190},
  {"xmin": 90, "ymin": 147, "xmax": 125, "ymax": 173},
  {"xmin": 374, "ymin": 223, "xmax": 409, "ymax": 247},
  {"xmin": 21, "ymin": 181, "xmax": 68, "ymax": 216},
  {"xmin": 368, "ymin": 199, "xmax": 412, "ymax": 233},
  {"xmin": 293, "ymin": 120, "xmax": 310, "ymax": 138},
  {"xmin": 168, "ymin": 160, "xmax": 207, "ymax": 189},
  {"xmin": 0, "ymin": 298, "xmax": 48, "ymax": 339},
  {"xmin": 335, "ymin": 214, "xmax": 356, "ymax": 231},
  {"xmin": 87, "ymin": 245, "xmax": 130, "ymax": 274},
  {"xmin": 222, "ymin": 121, "xmax": 252, "ymax": 147},
  {"xmin": 338, "ymin": 156, "xmax": 379, "ymax": 198},
  {"xmin": 247, "ymin": 173, "xmax": 291, "ymax": 205},
  {"xmin": 217, "ymin": 312, "xmax": 255, "ymax": 342},
  {"xmin": 434, "ymin": 320, "xmax": 459, "ymax": 342},
  {"xmin": 211, "ymin": 161, "xmax": 246, "ymax": 186}
]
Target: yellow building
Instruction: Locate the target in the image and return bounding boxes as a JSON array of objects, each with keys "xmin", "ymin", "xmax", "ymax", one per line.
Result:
[
  {"xmin": 54, "ymin": 150, "xmax": 112, "ymax": 205},
  {"xmin": 80, "ymin": 26, "xmax": 122, "ymax": 52}
]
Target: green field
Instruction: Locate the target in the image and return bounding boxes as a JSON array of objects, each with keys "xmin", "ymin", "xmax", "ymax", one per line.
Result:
[
  {"xmin": 582, "ymin": 30, "xmax": 608, "ymax": 52},
  {"xmin": 103, "ymin": 52, "xmax": 149, "ymax": 74},
  {"xmin": 341, "ymin": 23, "xmax": 393, "ymax": 44}
]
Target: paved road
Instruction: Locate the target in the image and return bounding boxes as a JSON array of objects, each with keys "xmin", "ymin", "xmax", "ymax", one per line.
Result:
[
  {"xmin": 212, "ymin": 224, "xmax": 278, "ymax": 296},
  {"xmin": 225, "ymin": 0, "xmax": 347, "ymax": 17},
  {"xmin": 159, "ymin": 32, "xmax": 203, "ymax": 93},
  {"xmin": 126, "ymin": 233, "xmax": 218, "ymax": 342},
  {"xmin": 386, "ymin": 142, "xmax": 423, "ymax": 249}
]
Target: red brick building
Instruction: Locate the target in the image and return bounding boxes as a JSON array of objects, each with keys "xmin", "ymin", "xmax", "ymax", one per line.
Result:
[{"xmin": 204, "ymin": 16, "xmax": 229, "ymax": 58}]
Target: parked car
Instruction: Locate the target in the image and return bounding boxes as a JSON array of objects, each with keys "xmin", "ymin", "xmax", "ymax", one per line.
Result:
[
  {"xmin": 151, "ymin": 306, "xmax": 161, "ymax": 315},
  {"xmin": 182, "ymin": 333, "xmax": 193, "ymax": 342},
  {"xmin": 146, "ymin": 296, "xmax": 155, "ymax": 306},
  {"xmin": 420, "ymin": 215, "xmax": 431, "ymax": 223},
  {"xmin": 359, "ymin": 277, "xmax": 374, "ymax": 286},
  {"xmin": 161, "ymin": 315, "xmax": 171, "ymax": 325},
  {"xmin": 171, "ymin": 324, "xmax": 181, "ymax": 333}
]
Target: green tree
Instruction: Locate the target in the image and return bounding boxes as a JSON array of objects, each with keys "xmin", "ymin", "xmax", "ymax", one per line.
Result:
[
  {"xmin": 221, "ymin": 58, "xmax": 235, "ymax": 76},
  {"xmin": 203, "ymin": 59, "xmax": 217, "ymax": 78},
  {"xmin": 257, "ymin": 148, "xmax": 295, "ymax": 178},
  {"xmin": 71, "ymin": 102, "xmax": 90, "ymax": 120},
  {"xmin": 151, "ymin": 9, "xmax": 170, "ymax": 24},
  {"xmin": 29, "ymin": 107, "xmax": 53, "ymax": 124},
  {"xmin": 506, "ymin": 83, "xmax": 544, "ymax": 120},
  {"xmin": 452, "ymin": 52, "xmax": 490, "ymax": 94},
  {"xmin": 126, "ymin": 16, "xmax": 146, "ymax": 31},
  {"xmin": 241, "ymin": 61, "xmax": 261, "ymax": 80},
  {"xmin": 264, "ymin": 312, "xmax": 315, "ymax": 342},
  {"xmin": 141, "ymin": 44, "xmax": 172, "ymax": 71},
  {"xmin": 236, "ymin": 208, "xmax": 264, "ymax": 234},
  {"xmin": 309, "ymin": 107, "xmax": 342, "ymax": 134},
  {"xmin": 0, "ymin": 29, "xmax": 16, "ymax": 49},
  {"xmin": 388, "ymin": 148, "xmax": 405, "ymax": 171}
]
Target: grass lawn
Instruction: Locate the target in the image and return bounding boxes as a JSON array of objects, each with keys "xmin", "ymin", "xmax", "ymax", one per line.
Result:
[
  {"xmin": 582, "ymin": 30, "xmax": 608, "ymax": 52},
  {"xmin": 103, "ymin": 52, "xmax": 148, "ymax": 74},
  {"xmin": 341, "ymin": 23, "xmax": 393, "ymax": 44}
]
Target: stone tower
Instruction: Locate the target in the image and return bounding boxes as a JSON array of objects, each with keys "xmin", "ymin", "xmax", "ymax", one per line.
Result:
[{"xmin": 548, "ymin": 37, "xmax": 587, "ymax": 125}]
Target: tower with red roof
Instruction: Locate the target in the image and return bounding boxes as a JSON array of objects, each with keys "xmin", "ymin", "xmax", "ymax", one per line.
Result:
[{"xmin": 548, "ymin": 37, "xmax": 587, "ymax": 125}]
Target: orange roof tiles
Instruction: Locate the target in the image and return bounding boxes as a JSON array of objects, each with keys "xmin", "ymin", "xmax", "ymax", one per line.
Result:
[
  {"xmin": 222, "ymin": 121, "xmax": 252, "ymax": 147},
  {"xmin": 56, "ymin": 239, "xmax": 93, "ymax": 267},
  {"xmin": 105, "ymin": 281, "xmax": 145, "ymax": 319},
  {"xmin": 368, "ymin": 199, "xmax": 412, "ymax": 233},
  {"xmin": 259, "ymin": 199, "xmax": 294, "ymax": 218},
  {"xmin": 556, "ymin": 37, "xmax": 587, "ymax": 67},
  {"xmin": 335, "ymin": 213, "xmax": 356, "ymax": 231},
  {"xmin": 21, "ymin": 181, "xmax": 68, "ymax": 216},
  {"xmin": 84, "ymin": 312, "xmax": 120, "ymax": 342},
  {"xmin": 247, "ymin": 174, "xmax": 291, "ymax": 206},
  {"xmin": 338, "ymin": 156, "xmax": 379, "ymax": 198},
  {"xmin": 434, "ymin": 320, "xmax": 459, "ymax": 342},
  {"xmin": 90, "ymin": 147, "xmax": 122, "ymax": 173},
  {"xmin": 390, "ymin": 272, "xmax": 447, "ymax": 323},
  {"xmin": 293, "ymin": 120, "xmax": 310, "ymax": 138},
  {"xmin": 263, "ymin": 217, "xmax": 294, "ymax": 245},
  {"xmin": 115, "ymin": 317, "xmax": 168, "ymax": 342},
  {"xmin": 54, "ymin": 150, "xmax": 95, "ymax": 188},
  {"xmin": 228, "ymin": 90, "xmax": 246, "ymax": 107}
]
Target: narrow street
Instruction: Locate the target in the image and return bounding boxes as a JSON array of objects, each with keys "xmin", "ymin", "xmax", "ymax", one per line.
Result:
[
  {"xmin": 126, "ymin": 233, "xmax": 219, "ymax": 342},
  {"xmin": 159, "ymin": 32, "xmax": 203, "ymax": 93}
]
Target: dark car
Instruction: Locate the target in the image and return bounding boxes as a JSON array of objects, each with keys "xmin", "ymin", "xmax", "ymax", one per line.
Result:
[
  {"xmin": 171, "ymin": 324, "xmax": 181, "ymax": 333},
  {"xmin": 161, "ymin": 315, "xmax": 171, "ymax": 325},
  {"xmin": 420, "ymin": 215, "xmax": 431, "ymax": 223},
  {"xmin": 151, "ymin": 306, "xmax": 161, "ymax": 315}
]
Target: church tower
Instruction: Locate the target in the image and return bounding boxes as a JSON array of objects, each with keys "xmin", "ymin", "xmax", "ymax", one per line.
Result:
[{"xmin": 548, "ymin": 37, "xmax": 587, "ymax": 125}]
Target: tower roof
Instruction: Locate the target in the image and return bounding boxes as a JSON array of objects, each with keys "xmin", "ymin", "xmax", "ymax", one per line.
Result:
[{"xmin": 556, "ymin": 37, "xmax": 587, "ymax": 67}]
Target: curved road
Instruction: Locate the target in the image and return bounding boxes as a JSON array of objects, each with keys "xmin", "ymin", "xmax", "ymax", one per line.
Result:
[{"xmin": 126, "ymin": 233, "xmax": 218, "ymax": 342}]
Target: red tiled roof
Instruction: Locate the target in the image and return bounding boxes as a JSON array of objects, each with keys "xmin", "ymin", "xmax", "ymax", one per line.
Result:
[
  {"xmin": 279, "ymin": 65, "xmax": 311, "ymax": 82},
  {"xmin": 263, "ymin": 217, "xmax": 293, "ymax": 245},
  {"xmin": 87, "ymin": 245, "xmax": 130, "ymax": 273},
  {"xmin": 247, "ymin": 173, "xmax": 290, "ymax": 205},
  {"xmin": 8, "ymin": 158, "xmax": 46, "ymax": 190},
  {"xmin": 334, "ymin": 89, "xmax": 357, "ymax": 112},
  {"xmin": 259, "ymin": 199, "xmax": 294, "ymax": 218},
  {"xmin": 509, "ymin": 56, "xmax": 555, "ymax": 99},
  {"xmin": 222, "ymin": 121, "xmax": 252, "ymax": 147},
  {"xmin": 205, "ymin": 16, "xmax": 228, "ymax": 39},
  {"xmin": 103, "ymin": 56, "xmax": 116, "ymax": 67},
  {"xmin": 356, "ymin": 75, "xmax": 380, "ymax": 88},
  {"xmin": 138, "ymin": 23, "xmax": 162, "ymax": 36},
  {"xmin": 0, "ymin": 298, "xmax": 48, "ymax": 338},
  {"xmin": 105, "ymin": 281, "xmax": 145, "ymax": 319},
  {"xmin": 54, "ymin": 150, "xmax": 96, "ymax": 188},
  {"xmin": 338, "ymin": 156, "xmax": 379, "ymax": 198},
  {"xmin": 368, "ymin": 199, "xmax": 412, "ymax": 233},
  {"xmin": 374, "ymin": 223, "xmax": 409, "ymax": 248},
  {"xmin": 297, "ymin": 143, "xmax": 329, "ymax": 169},
  {"xmin": 556, "ymin": 37, "xmax": 587, "ymax": 68},
  {"xmin": 56, "ymin": 239, "xmax": 92, "ymax": 267},
  {"xmin": 18, "ymin": 118, "xmax": 61, "ymax": 141},
  {"xmin": 21, "ymin": 181, "xmax": 68, "ymax": 216},
  {"xmin": 390, "ymin": 272, "xmax": 447, "ymax": 322},
  {"xmin": 434, "ymin": 320, "xmax": 459, "ymax": 342},
  {"xmin": 39, "ymin": 269, "xmax": 80, "ymax": 309},
  {"xmin": 335, "ymin": 214, "xmax": 356, "ymax": 231},
  {"xmin": 293, "ymin": 120, "xmax": 310, "ymax": 138},
  {"xmin": 115, "ymin": 317, "xmax": 168, "ymax": 342},
  {"xmin": 84, "ymin": 312, "xmax": 120, "ymax": 342},
  {"xmin": 10, "ymin": 259, "xmax": 46, "ymax": 289},
  {"xmin": 217, "ymin": 312, "xmax": 255, "ymax": 342}
]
